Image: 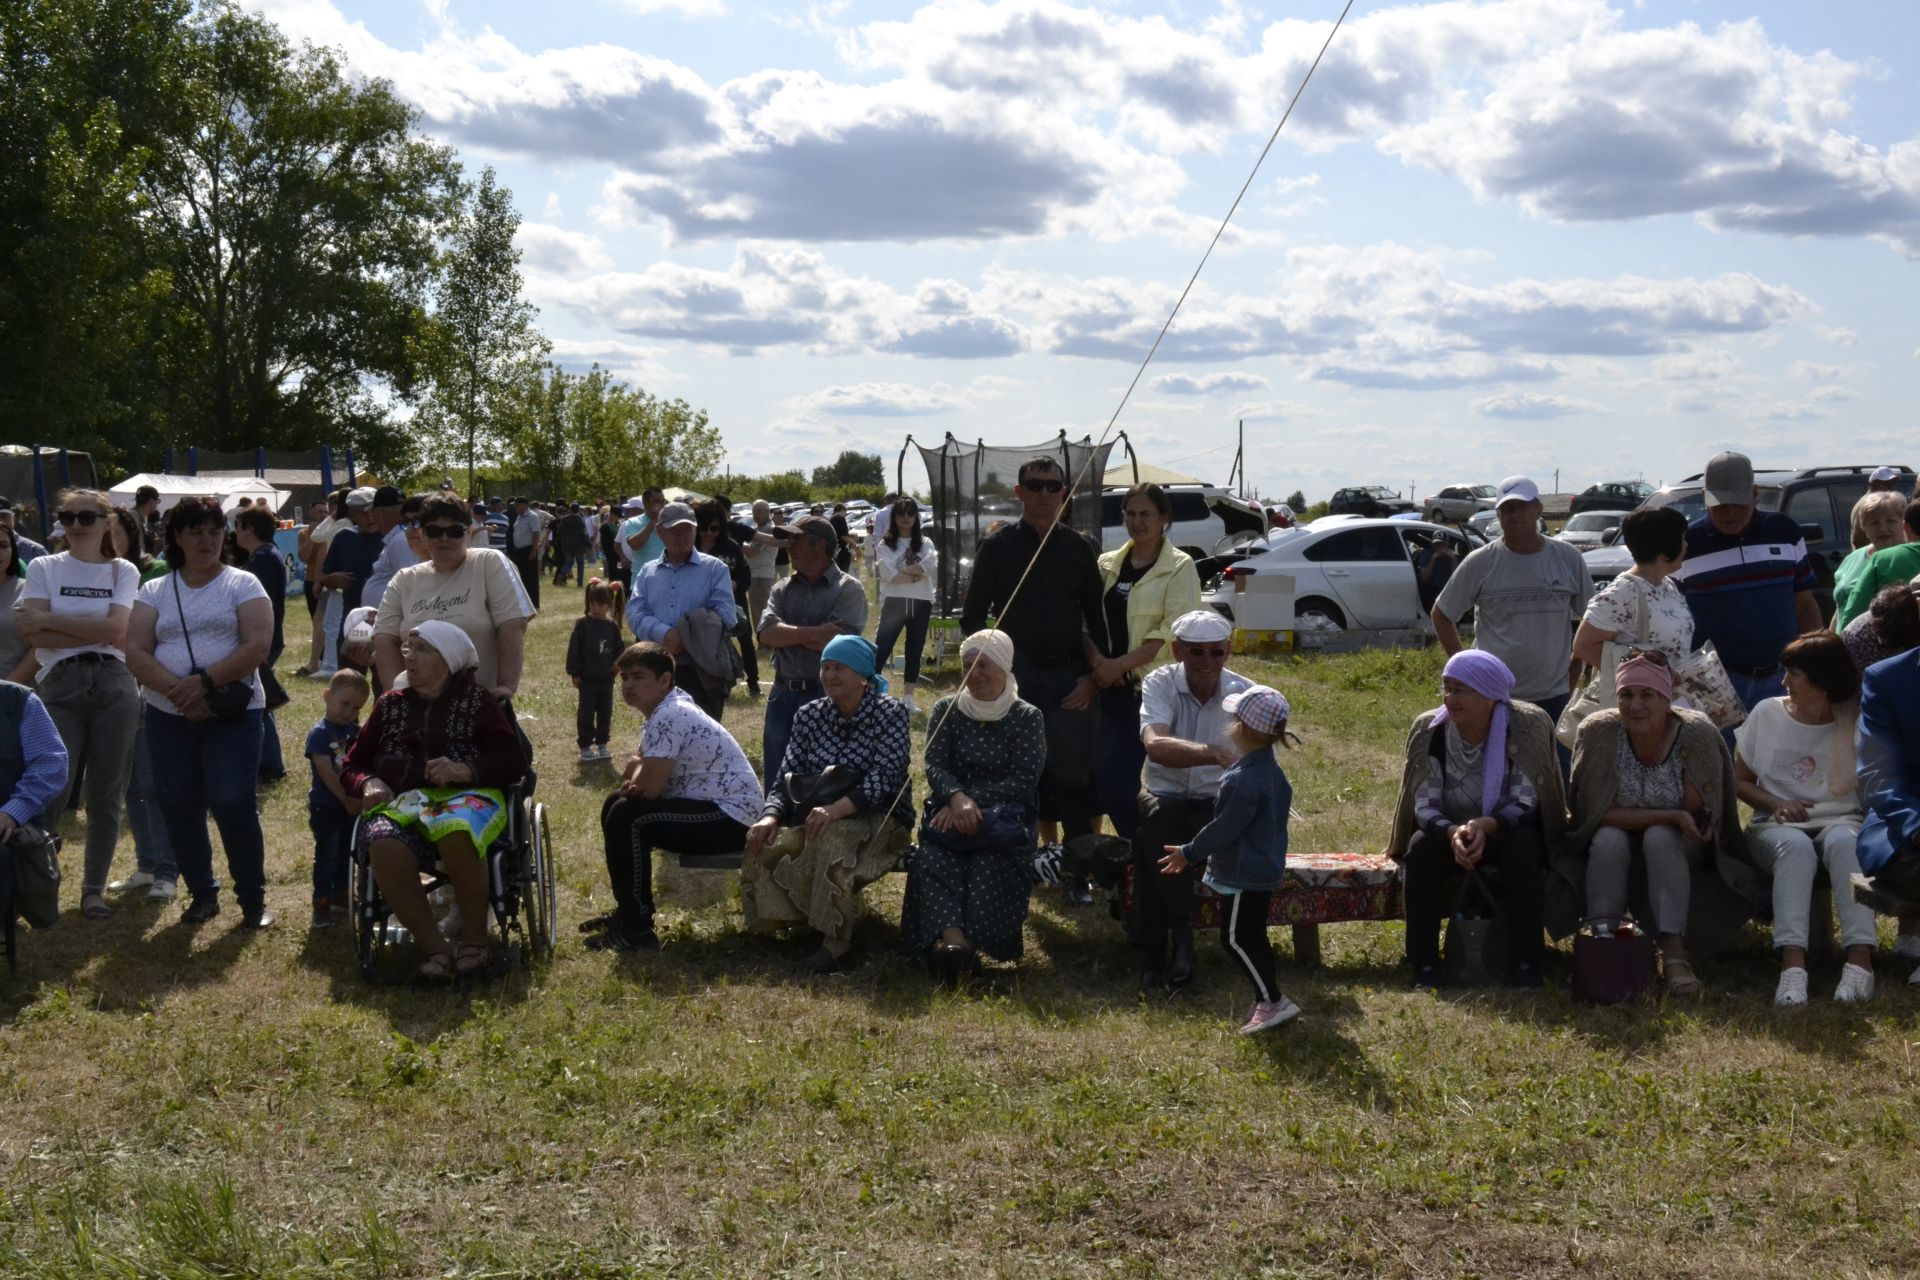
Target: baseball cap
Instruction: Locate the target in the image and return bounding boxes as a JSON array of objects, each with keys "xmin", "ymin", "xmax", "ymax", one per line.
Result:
[
  {"xmin": 1494, "ymin": 476, "xmax": 1540, "ymax": 508},
  {"xmin": 1702, "ymin": 451, "xmax": 1755, "ymax": 508},
  {"xmin": 623, "ymin": 495, "xmax": 645, "ymax": 512},
  {"xmin": 1871, "ymin": 465, "xmax": 1898, "ymax": 483},
  {"xmin": 658, "ymin": 501, "xmax": 697, "ymax": 529},
  {"xmin": 371, "ymin": 485, "xmax": 404, "ymax": 508},
  {"xmin": 775, "ymin": 514, "xmax": 838, "ymax": 544},
  {"xmin": 344, "ymin": 487, "xmax": 376, "ymax": 510},
  {"xmin": 1223, "ymin": 686, "xmax": 1290, "ymax": 736}
]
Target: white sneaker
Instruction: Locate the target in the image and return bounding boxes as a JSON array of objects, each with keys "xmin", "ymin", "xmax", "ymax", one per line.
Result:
[
  {"xmin": 107, "ymin": 871, "xmax": 155, "ymax": 893},
  {"xmin": 1835, "ymin": 963, "xmax": 1876, "ymax": 1004},
  {"xmin": 1773, "ymin": 967, "xmax": 1809, "ymax": 1008},
  {"xmin": 1893, "ymin": 934, "xmax": 1920, "ymax": 963},
  {"xmin": 146, "ymin": 879, "xmax": 177, "ymax": 903},
  {"xmin": 1239, "ymin": 995, "xmax": 1302, "ymax": 1035},
  {"xmin": 579, "ymin": 746, "xmax": 596, "ymax": 762}
]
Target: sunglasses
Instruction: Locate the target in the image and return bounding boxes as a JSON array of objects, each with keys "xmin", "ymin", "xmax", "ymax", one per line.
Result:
[
  {"xmin": 1625, "ymin": 647, "xmax": 1670, "ymax": 667},
  {"xmin": 1022, "ymin": 479, "xmax": 1066, "ymax": 494},
  {"xmin": 56, "ymin": 510, "xmax": 104, "ymax": 527},
  {"xmin": 1184, "ymin": 646, "xmax": 1230, "ymax": 658},
  {"xmin": 418, "ymin": 524, "xmax": 467, "ymax": 540}
]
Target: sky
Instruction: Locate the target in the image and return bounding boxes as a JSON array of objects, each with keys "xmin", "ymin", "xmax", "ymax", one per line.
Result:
[{"xmin": 241, "ymin": 0, "xmax": 1920, "ymax": 502}]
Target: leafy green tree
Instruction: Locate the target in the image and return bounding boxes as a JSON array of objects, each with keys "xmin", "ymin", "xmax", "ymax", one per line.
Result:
[
  {"xmin": 1284, "ymin": 489, "xmax": 1307, "ymax": 510},
  {"xmin": 500, "ymin": 363, "xmax": 725, "ymax": 502},
  {"xmin": 416, "ymin": 166, "xmax": 547, "ymax": 492},
  {"xmin": 144, "ymin": 3, "xmax": 460, "ymax": 467},
  {"xmin": 810, "ymin": 449, "xmax": 884, "ymax": 490}
]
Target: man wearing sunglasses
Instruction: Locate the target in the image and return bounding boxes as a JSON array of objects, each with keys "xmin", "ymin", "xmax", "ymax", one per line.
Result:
[
  {"xmin": 961, "ymin": 455, "xmax": 1106, "ymax": 902},
  {"xmin": 1131, "ymin": 610, "xmax": 1256, "ymax": 994}
]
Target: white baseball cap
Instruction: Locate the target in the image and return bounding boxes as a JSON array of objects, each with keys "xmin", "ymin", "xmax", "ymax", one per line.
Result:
[
  {"xmin": 1495, "ymin": 476, "xmax": 1540, "ymax": 508},
  {"xmin": 1871, "ymin": 466, "xmax": 1898, "ymax": 483}
]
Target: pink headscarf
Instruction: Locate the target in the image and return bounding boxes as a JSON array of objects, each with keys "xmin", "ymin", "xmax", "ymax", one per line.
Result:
[
  {"xmin": 1615, "ymin": 652, "xmax": 1673, "ymax": 702},
  {"xmin": 1433, "ymin": 650, "xmax": 1515, "ymax": 818}
]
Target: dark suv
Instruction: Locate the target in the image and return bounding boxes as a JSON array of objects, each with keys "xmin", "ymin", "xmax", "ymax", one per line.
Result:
[
  {"xmin": 1328, "ymin": 485, "xmax": 1417, "ymax": 518},
  {"xmin": 1580, "ymin": 464, "xmax": 1917, "ymax": 616}
]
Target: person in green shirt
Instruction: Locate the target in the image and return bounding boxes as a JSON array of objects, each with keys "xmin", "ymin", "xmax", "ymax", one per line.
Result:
[{"xmin": 1837, "ymin": 496, "xmax": 1920, "ymax": 629}]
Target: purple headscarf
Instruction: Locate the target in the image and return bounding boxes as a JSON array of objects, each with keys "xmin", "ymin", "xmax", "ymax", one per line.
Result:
[{"xmin": 1432, "ymin": 650, "xmax": 1516, "ymax": 818}]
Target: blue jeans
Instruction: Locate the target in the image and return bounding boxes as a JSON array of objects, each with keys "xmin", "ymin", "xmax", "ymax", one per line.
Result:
[
  {"xmin": 310, "ymin": 802, "xmax": 355, "ymax": 902},
  {"xmin": 556, "ymin": 551, "xmax": 586, "ymax": 586},
  {"xmin": 1725, "ymin": 668, "xmax": 1786, "ymax": 753},
  {"xmin": 761, "ymin": 680, "xmax": 821, "ymax": 793},
  {"xmin": 125, "ymin": 710, "xmax": 177, "ymax": 882},
  {"xmin": 872, "ymin": 597, "xmax": 931, "ymax": 685},
  {"xmin": 147, "ymin": 707, "xmax": 267, "ymax": 909}
]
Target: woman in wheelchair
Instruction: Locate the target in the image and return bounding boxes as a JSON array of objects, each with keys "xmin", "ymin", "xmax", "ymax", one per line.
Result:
[{"xmin": 339, "ymin": 620, "xmax": 529, "ymax": 979}]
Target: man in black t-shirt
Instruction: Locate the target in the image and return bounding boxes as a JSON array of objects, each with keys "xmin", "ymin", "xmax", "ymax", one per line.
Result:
[{"xmin": 961, "ymin": 456, "xmax": 1105, "ymax": 901}]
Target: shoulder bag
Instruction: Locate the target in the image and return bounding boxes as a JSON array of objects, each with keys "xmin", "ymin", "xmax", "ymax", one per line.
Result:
[
  {"xmin": 10, "ymin": 822, "xmax": 62, "ymax": 930},
  {"xmin": 1557, "ymin": 574, "xmax": 1649, "ymax": 748},
  {"xmin": 174, "ymin": 575, "xmax": 254, "ymax": 722},
  {"xmin": 1670, "ymin": 640, "xmax": 1746, "ymax": 731}
]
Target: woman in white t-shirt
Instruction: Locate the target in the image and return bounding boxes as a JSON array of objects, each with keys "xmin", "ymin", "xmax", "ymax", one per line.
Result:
[
  {"xmin": 871, "ymin": 499, "xmax": 938, "ymax": 709},
  {"xmin": 1734, "ymin": 631, "xmax": 1875, "ymax": 1008},
  {"xmin": 16, "ymin": 488, "xmax": 140, "ymax": 919},
  {"xmin": 1574, "ymin": 506, "xmax": 1694, "ymax": 670},
  {"xmin": 372, "ymin": 494, "xmax": 534, "ymax": 697},
  {"xmin": 124, "ymin": 498, "xmax": 275, "ymax": 928}
]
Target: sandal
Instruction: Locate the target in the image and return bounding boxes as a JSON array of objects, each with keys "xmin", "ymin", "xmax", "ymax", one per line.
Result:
[
  {"xmin": 454, "ymin": 943, "xmax": 490, "ymax": 977},
  {"xmin": 416, "ymin": 949, "xmax": 457, "ymax": 983},
  {"xmin": 1663, "ymin": 956, "xmax": 1703, "ymax": 998},
  {"xmin": 81, "ymin": 893, "xmax": 111, "ymax": 921}
]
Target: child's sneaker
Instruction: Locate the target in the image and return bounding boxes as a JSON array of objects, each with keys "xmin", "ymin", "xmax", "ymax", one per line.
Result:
[
  {"xmin": 1238, "ymin": 996, "xmax": 1301, "ymax": 1035},
  {"xmin": 310, "ymin": 899, "xmax": 334, "ymax": 930},
  {"xmin": 579, "ymin": 745, "xmax": 596, "ymax": 762}
]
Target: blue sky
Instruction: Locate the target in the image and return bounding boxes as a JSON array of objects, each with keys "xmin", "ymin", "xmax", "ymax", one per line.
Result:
[{"xmin": 246, "ymin": 0, "xmax": 1920, "ymax": 501}]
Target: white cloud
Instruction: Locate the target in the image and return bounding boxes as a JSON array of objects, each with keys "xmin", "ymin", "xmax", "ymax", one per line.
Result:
[
  {"xmin": 1653, "ymin": 350, "xmax": 1740, "ymax": 381},
  {"xmin": 1228, "ymin": 398, "xmax": 1319, "ymax": 421},
  {"xmin": 1474, "ymin": 392, "xmax": 1606, "ymax": 419},
  {"xmin": 789, "ymin": 382, "xmax": 969, "ymax": 416},
  {"xmin": 1149, "ymin": 371, "xmax": 1270, "ymax": 395},
  {"xmin": 1809, "ymin": 384, "xmax": 1856, "ymax": 403},
  {"xmin": 1821, "ymin": 326, "xmax": 1861, "ymax": 345},
  {"xmin": 514, "ymin": 222, "xmax": 611, "ymax": 276}
]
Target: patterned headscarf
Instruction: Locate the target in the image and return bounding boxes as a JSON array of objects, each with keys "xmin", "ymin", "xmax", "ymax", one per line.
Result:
[{"xmin": 1432, "ymin": 649, "xmax": 1516, "ymax": 817}]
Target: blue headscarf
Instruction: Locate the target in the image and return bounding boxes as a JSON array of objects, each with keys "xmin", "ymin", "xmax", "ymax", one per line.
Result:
[{"xmin": 821, "ymin": 634, "xmax": 888, "ymax": 694}]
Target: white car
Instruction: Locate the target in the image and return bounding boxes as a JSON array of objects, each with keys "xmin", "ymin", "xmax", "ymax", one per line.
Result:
[
  {"xmin": 1556, "ymin": 510, "xmax": 1622, "ymax": 551},
  {"xmin": 1202, "ymin": 518, "xmax": 1481, "ymax": 632}
]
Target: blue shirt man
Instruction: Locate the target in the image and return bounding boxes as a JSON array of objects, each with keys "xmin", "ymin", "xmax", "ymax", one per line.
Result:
[{"xmin": 627, "ymin": 502, "xmax": 737, "ymax": 719}]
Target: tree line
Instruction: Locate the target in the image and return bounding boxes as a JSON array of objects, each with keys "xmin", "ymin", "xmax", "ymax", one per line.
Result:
[{"xmin": 1, "ymin": 0, "xmax": 722, "ymax": 491}]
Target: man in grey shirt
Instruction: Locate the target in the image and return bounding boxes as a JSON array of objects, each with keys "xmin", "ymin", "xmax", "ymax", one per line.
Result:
[
  {"xmin": 756, "ymin": 515, "xmax": 869, "ymax": 788},
  {"xmin": 1432, "ymin": 475, "xmax": 1591, "ymax": 766}
]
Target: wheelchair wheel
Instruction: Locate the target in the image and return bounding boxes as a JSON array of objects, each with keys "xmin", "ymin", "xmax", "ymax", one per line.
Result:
[
  {"xmin": 521, "ymin": 800, "xmax": 556, "ymax": 962},
  {"xmin": 350, "ymin": 842, "xmax": 384, "ymax": 980}
]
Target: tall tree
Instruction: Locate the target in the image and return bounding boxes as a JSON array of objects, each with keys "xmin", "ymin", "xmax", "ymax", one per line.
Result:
[
  {"xmin": 811, "ymin": 449, "xmax": 884, "ymax": 490},
  {"xmin": 500, "ymin": 363, "xmax": 724, "ymax": 501},
  {"xmin": 144, "ymin": 2, "xmax": 459, "ymax": 468},
  {"xmin": 418, "ymin": 166, "xmax": 547, "ymax": 493}
]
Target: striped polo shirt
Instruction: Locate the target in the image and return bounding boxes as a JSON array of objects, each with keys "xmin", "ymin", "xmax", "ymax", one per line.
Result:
[{"xmin": 1672, "ymin": 510, "xmax": 1814, "ymax": 672}]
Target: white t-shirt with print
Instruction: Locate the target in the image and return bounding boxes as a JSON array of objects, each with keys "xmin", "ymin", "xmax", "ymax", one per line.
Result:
[
  {"xmin": 1733, "ymin": 696, "xmax": 1861, "ymax": 815},
  {"xmin": 21, "ymin": 552, "xmax": 139, "ymax": 675},
  {"xmin": 374, "ymin": 549, "xmax": 534, "ymax": 692},
  {"xmin": 1582, "ymin": 571, "xmax": 1694, "ymax": 662},
  {"xmin": 136, "ymin": 567, "xmax": 269, "ymax": 713},
  {"xmin": 639, "ymin": 687, "xmax": 763, "ymax": 826}
]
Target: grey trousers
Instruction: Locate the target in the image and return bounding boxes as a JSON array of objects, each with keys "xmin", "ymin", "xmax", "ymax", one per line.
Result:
[
  {"xmin": 1586, "ymin": 823, "xmax": 1707, "ymax": 937},
  {"xmin": 1749, "ymin": 822, "xmax": 1876, "ymax": 952},
  {"xmin": 40, "ymin": 656, "xmax": 142, "ymax": 891}
]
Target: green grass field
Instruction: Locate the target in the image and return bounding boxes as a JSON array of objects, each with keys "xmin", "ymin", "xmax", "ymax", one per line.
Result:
[{"xmin": 2, "ymin": 582, "xmax": 1916, "ymax": 1278}]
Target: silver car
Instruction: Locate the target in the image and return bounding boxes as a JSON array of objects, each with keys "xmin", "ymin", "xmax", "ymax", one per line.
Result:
[
  {"xmin": 1203, "ymin": 517, "xmax": 1480, "ymax": 633},
  {"xmin": 1556, "ymin": 510, "xmax": 1621, "ymax": 551},
  {"xmin": 1420, "ymin": 483, "xmax": 1498, "ymax": 524}
]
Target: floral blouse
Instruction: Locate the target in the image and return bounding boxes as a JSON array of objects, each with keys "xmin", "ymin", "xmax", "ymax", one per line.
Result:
[{"xmin": 765, "ymin": 684, "xmax": 912, "ymax": 825}]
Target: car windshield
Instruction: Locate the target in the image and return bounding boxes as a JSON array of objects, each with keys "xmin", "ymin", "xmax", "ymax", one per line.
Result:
[
  {"xmin": 1566, "ymin": 512, "xmax": 1616, "ymax": 530},
  {"xmin": 1645, "ymin": 485, "xmax": 1783, "ymax": 522},
  {"xmin": 1362, "ymin": 486, "xmax": 1397, "ymax": 498},
  {"xmin": 1469, "ymin": 485, "xmax": 1497, "ymax": 498}
]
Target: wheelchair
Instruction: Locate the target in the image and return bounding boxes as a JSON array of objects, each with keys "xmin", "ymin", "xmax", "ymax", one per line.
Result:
[{"xmin": 348, "ymin": 776, "xmax": 557, "ymax": 982}]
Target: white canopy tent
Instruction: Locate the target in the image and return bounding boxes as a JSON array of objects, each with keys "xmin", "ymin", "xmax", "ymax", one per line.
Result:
[{"xmin": 107, "ymin": 473, "xmax": 290, "ymax": 515}]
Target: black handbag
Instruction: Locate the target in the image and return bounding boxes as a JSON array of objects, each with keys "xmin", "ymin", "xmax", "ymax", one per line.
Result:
[
  {"xmin": 1442, "ymin": 869, "xmax": 1508, "ymax": 988},
  {"xmin": 174, "ymin": 575, "xmax": 254, "ymax": 722},
  {"xmin": 780, "ymin": 764, "xmax": 865, "ymax": 813}
]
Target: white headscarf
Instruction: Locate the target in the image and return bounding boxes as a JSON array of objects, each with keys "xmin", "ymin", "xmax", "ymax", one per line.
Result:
[
  {"xmin": 956, "ymin": 630, "xmax": 1019, "ymax": 722},
  {"xmin": 406, "ymin": 620, "xmax": 479, "ymax": 679}
]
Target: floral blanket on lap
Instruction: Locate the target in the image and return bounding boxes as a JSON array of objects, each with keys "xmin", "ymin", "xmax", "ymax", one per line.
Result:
[{"xmin": 373, "ymin": 787, "xmax": 510, "ymax": 853}]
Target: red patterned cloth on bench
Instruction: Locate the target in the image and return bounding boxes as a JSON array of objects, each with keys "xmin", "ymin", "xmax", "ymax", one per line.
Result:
[{"xmin": 1124, "ymin": 852, "xmax": 1403, "ymax": 928}]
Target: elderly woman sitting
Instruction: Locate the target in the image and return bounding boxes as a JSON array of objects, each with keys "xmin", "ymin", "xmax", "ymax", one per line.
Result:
[
  {"xmin": 1569, "ymin": 652, "xmax": 1745, "ymax": 997},
  {"xmin": 900, "ymin": 632, "xmax": 1047, "ymax": 983},
  {"xmin": 1387, "ymin": 651, "xmax": 1566, "ymax": 990},
  {"xmin": 742, "ymin": 635, "xmax": 912, "ymax": 973},
  {"xmin": 339, "ymin": 620, "xmax": 529, "ymax": 980}
]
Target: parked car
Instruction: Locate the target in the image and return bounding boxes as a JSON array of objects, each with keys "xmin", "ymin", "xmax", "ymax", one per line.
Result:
[
  {"xmin": 1568, "ymin": 480, "xmax": 1654, "ymax": 515},
  {"xmin": 1420, "ymin": 483, "xmax": 1498, "ymax": 524},
  {"xmin": 1327, "ymin": 485, "xmax": 1418, "ymax": 519},
  {"xmin": 1466, "ymin": 507, "xmax": 1548, "ymax": 541},
  {"xmin": 1556, "ymin": 510, "xmax": 1621, "ymax": 551},
  {"xmin": 1201, "ymin": 517, "xmax": 1479, "ymax": 633},
  {"xmin": 1579, "ymin": 464, "xmax": 1916, "ymax": 614},
  {"xmin": 1099, "ymin": 485, "xmax": 1268, "ymax": 559}
]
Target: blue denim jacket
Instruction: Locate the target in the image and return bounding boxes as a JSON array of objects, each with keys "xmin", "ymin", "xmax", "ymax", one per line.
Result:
[
  {"xmin": 1858, "ymin": 650, "xmax": 1920, "ymax": 874},
  {"xmin": 1179, "ymin": 746, "xmax": 1290, "ymax": 892}
]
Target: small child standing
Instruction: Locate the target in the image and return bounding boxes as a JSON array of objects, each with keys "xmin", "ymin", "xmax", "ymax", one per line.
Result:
[
  {"xmin": 568, "ymin": 579, "xmax": 625, "ymax": 762},
  {"xmin": 1159, "ymin": 686, "xmax": 1301, "ymax": 1035},
  {"xmin": 306, "ymin": 669, "xmax": 371, "ymax": 928}
]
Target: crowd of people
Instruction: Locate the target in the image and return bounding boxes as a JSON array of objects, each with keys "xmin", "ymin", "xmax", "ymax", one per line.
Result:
[{"xmin": 5, "ymin": 448, "xmax": 1920, "ymax": 1034}]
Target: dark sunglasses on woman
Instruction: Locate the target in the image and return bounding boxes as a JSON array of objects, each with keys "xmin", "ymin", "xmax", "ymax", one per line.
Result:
[{"xmin": 56, "ymin": 510, "xmax": 103, "ymax": 527}]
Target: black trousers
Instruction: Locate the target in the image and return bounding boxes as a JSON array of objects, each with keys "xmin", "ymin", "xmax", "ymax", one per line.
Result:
[
  {"xmin": 732, "ymin": 611, "xmax": 759, "ymax": 692},
  {"xmin": 598, "ymin": 793, "xmax": 748, "ymax": 928},
  {"xmin": 510, "ymin": 546, "xmax": 541, "ymax": 607},
  {"xmin": 675, "ymin": 661, "xmax": 728, "ymax": 722},
  {"xmin": 1012, "ymin": 657, "xmax": 1098, "ymax": 839},
  {"xmin": 1401, "ymin": 825, "xmax": 1545, "ymax": 974},
  {"xmin": 576, "ymin": 677, "xmax": 613, "ymax": 748},
  {"xmin": 1221, "ymin": 888, "xmax": 1278, "ymax": 1003},
  {"xmin": 1130, "ymin": 791, "xmax": 1214, "ymax": 960}
]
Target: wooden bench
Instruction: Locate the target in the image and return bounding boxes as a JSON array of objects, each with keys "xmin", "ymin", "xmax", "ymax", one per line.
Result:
[{"xmin": 1125, "ymin": 852, "xmax": 1404, "ymax": 967}]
